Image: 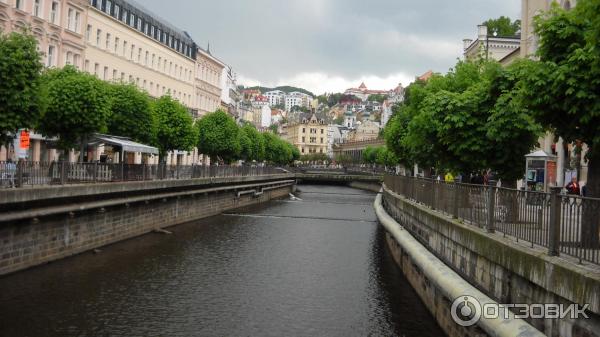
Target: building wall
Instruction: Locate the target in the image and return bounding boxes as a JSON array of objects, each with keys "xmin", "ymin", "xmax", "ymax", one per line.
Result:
[
  {"xmin": 0, "ymin": 0, "xmax": 88, "ymax": 69},
  {"xmin": 195, "ymin": 48, "xmax": 224, "ymax": 117},
  {"xmin": 286, "ymin": 116, "xmax": 328, "ymax": 156},
  {"xmin": 85, "ymin": 6, "xmax": 196, "ymax": 109}
]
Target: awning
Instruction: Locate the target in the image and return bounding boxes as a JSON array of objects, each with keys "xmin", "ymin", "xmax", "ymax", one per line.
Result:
[{"xmin": 90, "ymin": 135, "xmax": 159, "ymax": 155}]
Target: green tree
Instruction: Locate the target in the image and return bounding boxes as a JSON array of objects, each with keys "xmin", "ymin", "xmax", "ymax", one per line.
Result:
[
  {"xmin": 362, "ymin": 146, "xmax": 378, "ymax": 164},
  {"xmin": 517, "ymin": 0, "xmax": 600, "ymax": 244},
  {"xmin": 384, "ymin": 60, "xmax": 541, "ymax": 181},
  {"xmin": 195, "ymin": 109, "xmax": 241, "ymax": 163},
  {"xmin": 107, "ymin": 83, "xmax": 156, "ymax": 145},
  {"xmin": 153, "ymin": 95, "xmax": 196, "ymax": 159},
  {"xmin": 240, "ymin": 123, "xmax": 266, "ymax": 162},
  {"xmin": 367, "ymin": 94, "xmax": 387, "ymax": 104},
  {"xmin": 263, "ymin": 132, "xmax": 295, "ymax": 165},
  {"xmin": 482, "ymin": 16, "xmax": 521, "ymax": 37},
  {"xmin": 39, "ymin": 66, "xmax": 111, "ymax": 159},
  {"xmin": 0, "ymin": 31, "xmax": 43, "ymax": 145},
  {"xmin": 376, "ymin": 147, "xmax": 398, "ymax": 167}
]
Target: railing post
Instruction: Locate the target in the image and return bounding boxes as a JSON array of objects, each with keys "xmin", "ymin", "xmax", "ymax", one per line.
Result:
[
  {"xmin": 93, "ymin": 162, "xmax": 98, "ymax": 182},
  {"xmin": 16, "ymin": 160, "xmax": 23, "ymax": 187},
  {"xmin": 487, "ymin": 180, "xmax": 496, "ymax": 233},
  {"xmin": 431, "ymin": 179, "xmax": 437, "ymax": 210},
  {"xmin": 60, "ymin": 161, "xmax": 67, "ymax": 185},
  {"xmin": 548, "ymin": 186, "xmax": 562, "ymax": 256},
  {"xmin": 120, "ymin": 162, "xmax": 124, "ymax": 182},
  {"xmin": 453, "ymin": 182, "xmax": 459, "ymax": 219}
]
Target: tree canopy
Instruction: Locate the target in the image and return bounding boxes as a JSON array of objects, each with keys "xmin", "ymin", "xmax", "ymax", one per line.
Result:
[
  {"xmin": 482, "ymin": 16, "xmax": 521, "ymax": 37},
  {"xmin": 384, "ymin": 59, "xmax": 542, "ymax": 182},
  {"xmin": 107, "ymin": 83, "xmax": 156, "ymax": 145},
  {"xmin": 0, "ymin": 31, "xmax": 44, "ymax": 144},
  {"xmin": 239, "ymin": 123, "xmax": 266, "ymax": 162},
  {"xmin": 517, "ymin": 0, "xmax": 600, "ymax": 197},
  {"xmin": 195, "ymin": 110, "xmax": 241, "ymax": 163},
  {"xmin": 153, "ymin": 95, "xmax": 196, "ymax": 158},
  {"xmin": 39, "ymin": 66, "xmax": 111, "ymax": 152}
]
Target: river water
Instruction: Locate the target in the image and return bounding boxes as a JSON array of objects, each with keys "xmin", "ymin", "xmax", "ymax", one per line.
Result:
[{"xmin": 0, "ymin": 185, "xmax": 444, "ymax": 337}]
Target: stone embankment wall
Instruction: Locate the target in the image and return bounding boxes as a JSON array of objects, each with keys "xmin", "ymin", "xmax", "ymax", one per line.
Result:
[
  {"xmin": 378, "ymin": 184, "xmax": 600, "ymax": 337},
  {"xmin": 0, "ymin": 177, "xmax": 294, "ymax": 275}
]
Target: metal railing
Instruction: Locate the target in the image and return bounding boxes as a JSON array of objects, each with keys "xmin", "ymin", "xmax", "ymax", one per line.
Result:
[
  {"xmin": 384, "ymin": 174, "xmax": 600, "ymax": 266},
  {"xmin": 0, "ymin": 161, "xmax": 288, "ymax": 188},
  {"xmin": 294, "ymin": 164, "xmax": 388, "ymax": 176}
]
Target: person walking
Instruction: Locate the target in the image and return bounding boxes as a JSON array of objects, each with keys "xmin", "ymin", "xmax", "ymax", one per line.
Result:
[{"xmin": 565, "ymin": 177, "xmax": 581, "ymax": 195}]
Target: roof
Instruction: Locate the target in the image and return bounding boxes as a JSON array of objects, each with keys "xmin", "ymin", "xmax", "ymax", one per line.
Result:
[
  {"xmin": 359, "ymin": 82, "xmax": 367, "ymax": 89},
  {"xmin": 418, "ymin": 70, "xmax": 434, "ymax": 82},
  {"xmin": 526, "ymin": 150, "xmax": 557, "ymax": 159},
  {"xmin": 90, "ymin": 135, "xmax": 159, "ymax": 155}
]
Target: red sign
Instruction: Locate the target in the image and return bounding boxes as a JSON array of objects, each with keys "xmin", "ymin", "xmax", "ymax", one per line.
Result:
[
  {"xmin": 19, "ymin": 130, "xmax": 30, "ymax": 149},
  {"xmin": 547, "ymin": 161, "xmax": 557, "ymax": 185}
]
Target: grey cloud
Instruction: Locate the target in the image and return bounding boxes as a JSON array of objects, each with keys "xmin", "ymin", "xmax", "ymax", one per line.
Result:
[{"xmin": 141, "ymin": 0, "xmax": 520, "ymax": 85}]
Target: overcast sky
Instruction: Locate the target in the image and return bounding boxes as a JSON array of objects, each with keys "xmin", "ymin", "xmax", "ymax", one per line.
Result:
[{"xmin": 142, "ymin": 0, "xmax": 521, "ymax": 95}]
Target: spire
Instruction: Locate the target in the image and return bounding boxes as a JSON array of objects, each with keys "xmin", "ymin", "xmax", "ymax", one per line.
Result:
[{"xmin": 206, "ymin": 42, "xmax": 211, "ymax": 55}]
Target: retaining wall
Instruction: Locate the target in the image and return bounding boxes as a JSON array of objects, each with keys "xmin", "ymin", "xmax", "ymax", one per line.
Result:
[
  {"xmin": 0, "ymin": 179, "xmax": 294, "ymax": 275},
  {"xmin": 380, "ymin": 184, "xmax": 600, "ymax": 337}
]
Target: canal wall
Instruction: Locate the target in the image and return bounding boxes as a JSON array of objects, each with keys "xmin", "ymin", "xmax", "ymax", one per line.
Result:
[
  {"xmin": 0, "ymin": 176, "xmax": 295, "ymax": 276},
  {"xmin": 377, "ymin": 184, "xmax": 600, "ymax": 337}
]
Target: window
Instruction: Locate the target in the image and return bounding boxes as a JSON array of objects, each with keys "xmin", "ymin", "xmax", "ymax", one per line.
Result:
[
  {"xmin": 47, "ymin": 46, "xmax": 55, "ymax": 67},
  {"xmin": 121, "ymin": 72, "xmax": 125, "ymax": 81},
  {"xmin": 103, "ymin": 66, "xmax": 108, "ymax": 80},
  {"xmin": 114, "ymin": 37, "xmax": 119, "ymax": 53},
  {"xmin": 96, "ymin": 29, "xmax": 101, "ymax": 46},
  {"xmin": 67, "ymin": 9, "xmax": 74, "ymax": 30},
  {"xmin": 15, "ymin": 0, "xmax": 23, "ymax": 10},
  {"xmin": 114, "ymin": 4, "xmax": 120, "ymax": 19},
  {"xmin": 65, "ymin": 51, "xmax": 73, "ymax": 65},
  {"xmin": 145, "ymin": 51, "xmax": 149, "ymax": 66},
  {"xmin": 138, "ymin": 48, "xmax": 142, "ymax": 63},
  {"xmin": 123, "ymin": 41, "xmax": 127, "ymax": 57},
  {"xmin": 86, "ymin": 25, "xmax": 92, "ymax": 42},
  {"xmin": 105, "ymin": 0, "xmax": 112, "ymax": 14},
  {"xmin": 84, "ymin": 60, "xmax": 90, "ymax": 71},
  {"xmin": 130, "ymin": 44, "xmax": 135, "ymax": 60},
  {"xmin": 50, "ymin": 2, "xmax": 59, "ymax": 24},
  {"xmin": 73, "ymin": 54, "xmax": 80, "ymax": 68},
  {"xmin": 105, "ymin": 33, "xmax": 111, "ymax": 50},
  {"xmin": 112, "ymin": 69, "xmax": 117, "ymax": 80},
  {"xmin": 75, "ymin": 12, "xmax": 81, "ymax": 32},
  {"xmin": 94, "ymin": 63, "xmax": 99, "ymax": 76},
  {"xmin": 34, "ymin": 0, "xmax": 41, "ymax": 17}
]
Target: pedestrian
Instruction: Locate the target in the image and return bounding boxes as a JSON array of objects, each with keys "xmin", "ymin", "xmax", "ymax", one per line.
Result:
[{"xmin": 565, "ymin": 177, "xmax": 581, "ymax": 196}]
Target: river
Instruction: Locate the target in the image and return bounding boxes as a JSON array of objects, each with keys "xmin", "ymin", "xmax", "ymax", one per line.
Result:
[{"xmin": 0, "ymin": 185, "xmax": 444, "ymax": 337}]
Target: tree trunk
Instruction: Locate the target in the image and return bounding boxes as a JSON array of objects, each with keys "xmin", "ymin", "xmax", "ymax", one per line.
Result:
[{"xmin": 582, "ymin": 158, "xmax": 600, "ymax": 248}]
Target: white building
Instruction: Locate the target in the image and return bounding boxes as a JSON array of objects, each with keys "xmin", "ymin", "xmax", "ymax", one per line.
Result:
[{"xmin": 265, "ymin": 90, "xmax": 285, "ymax": 107}]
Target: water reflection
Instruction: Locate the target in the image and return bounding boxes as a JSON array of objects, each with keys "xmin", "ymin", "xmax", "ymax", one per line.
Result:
[{"xmin": 0, "ymin": 185, "xmax": 444, "ymax": 337}]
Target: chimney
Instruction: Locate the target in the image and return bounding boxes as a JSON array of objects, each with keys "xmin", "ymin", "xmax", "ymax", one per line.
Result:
[
  {"xmin": 463, "ymin": 38, "xmax": 473, "ymax": 50},
  {"xmin": 477, "ymin": 24, "xmax": 488, "ymax": 41}
]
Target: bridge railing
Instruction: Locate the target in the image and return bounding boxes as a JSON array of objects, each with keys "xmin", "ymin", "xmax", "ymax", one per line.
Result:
[
  {"xmin": 384, "ymin": 174, "xmax": 600, "ymax": 266},
  {"xmin": 0, "ymin": 161, "xmax": 288, "ymax": 189}
]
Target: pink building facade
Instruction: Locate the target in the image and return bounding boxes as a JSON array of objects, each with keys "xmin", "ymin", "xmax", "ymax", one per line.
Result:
[{"xmin": 1, "ymin": 0, "xmax": 88, "ymax": 162}]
